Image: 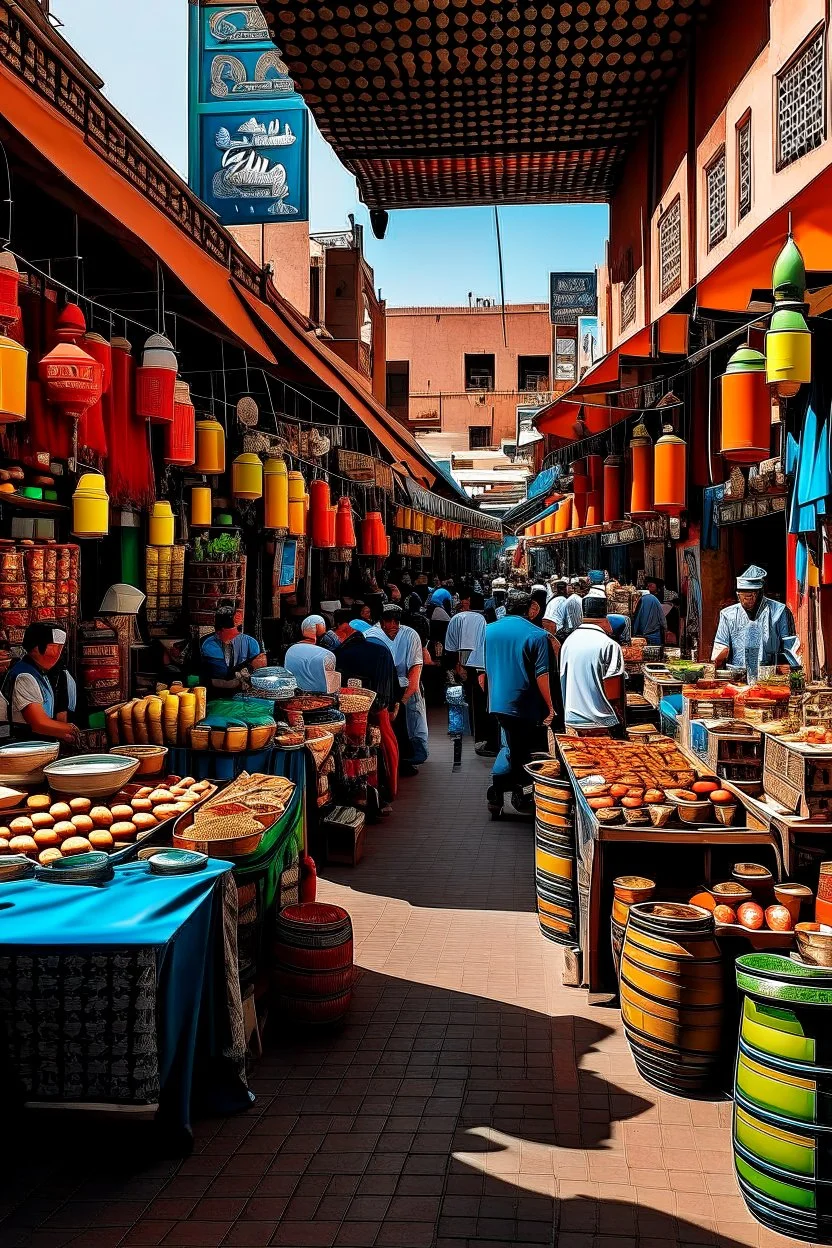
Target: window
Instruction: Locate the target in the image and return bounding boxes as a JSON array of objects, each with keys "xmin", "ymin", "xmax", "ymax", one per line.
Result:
[
  {"xmin": 706, "ymin": 149, "xmax": 727, "ymax": 249},
  {"xmin": 469, "ymin": 425, "xmax": 492, "ymax": 450},
  {"xmin": 464, "ymin": 353, "xmax": 495, "ymax": 391},
  {"xmin": 777, "ymin": 29, "xmax": 826, "ymax": 170},
  {"xmin": 518, "ymin": 355, "xmax": 550, "ymax": 391},
  {"xmin": 620, "ymin": 274, "xmax": 637, "ymax": 330},
  {"xmin": 737, "ymin": 115, "xmax": 752, "ymax": 221},
  {"xmin": 386, "ymin": 361, "xmax": 409, "ymax": 423},
  {"xmin": 658, "ymin": 198, "xmax": 682, "ymax": 302}
]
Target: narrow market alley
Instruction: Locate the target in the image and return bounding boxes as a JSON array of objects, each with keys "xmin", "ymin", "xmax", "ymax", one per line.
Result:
[{"xmin": 0, "ymin": 713, "xmax": 807, "ymax": 1248}]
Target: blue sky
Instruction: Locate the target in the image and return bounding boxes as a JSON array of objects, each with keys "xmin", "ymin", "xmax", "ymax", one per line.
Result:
[{"xmin": 54, "ymin": 0, "xmax": 609, "ymax": 307}]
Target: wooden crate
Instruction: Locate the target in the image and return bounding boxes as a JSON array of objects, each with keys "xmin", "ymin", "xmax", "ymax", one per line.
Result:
[
  {"xmin": 642, "ymin": 671, "xmax": 683, "ymax": 709},
  {"xmin": 683, "ymin": 693, "xmax": 735, "ymax": 721},
  {"xmin": 763, "ymin": 735, "xmax": 832, "ymax": 817},
  {"xmin": 700, "ymin": 720, "xmax": 762, "ymax": 774}
]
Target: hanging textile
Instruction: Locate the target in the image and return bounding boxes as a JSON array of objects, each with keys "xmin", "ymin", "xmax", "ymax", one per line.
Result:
[
  {"xmin": 79, "ymin": 333, "xmax": 111, "ymax": 463},
  {"xmin": 106, "ymin": 337, "xmax": 155, "ymax": 509},
  {"xmin": 701, "ymin": 485, "xmax": 724, "ymax": 551}
]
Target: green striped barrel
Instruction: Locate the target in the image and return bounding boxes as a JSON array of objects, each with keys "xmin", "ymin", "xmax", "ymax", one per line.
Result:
[{"xmin": 733, "ymin": 953, "xmax": 832, "ymax": 1241}]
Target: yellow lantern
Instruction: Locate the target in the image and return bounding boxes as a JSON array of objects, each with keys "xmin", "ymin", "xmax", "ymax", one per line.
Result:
[
  {"xmin": 766, "ymin": 308, "xmax": 812, "ymax": 398},
  {"xmin": 0, "ymin": 334, "xmax": 27, "ymax": 425},
  {"xmin": 426, "ymin": 516, "xmax": 436, "ymax": 535},
  {"xmin": 191, "ymin": 486, "xmax": 212, "ymax": 527},
  {"xmin": 232, "ymin": 453, "xmax": 263, "ymax": 501},
  {"xmin": 148, "ymin": 501, "xmax": 175, "ymax": 546},
  {"xmin": 264, "ymin": 458, "xmax": 288, "ymax": 529},
  {"xmin": 414, "ymin": 512, "xmax": 424, "ymax": 533},
  {"xmin": 288, "ymin": 470, "xmax": 305, "ymax": 536},
  {"xmin": 72, "ymin": 472, "xmax": 109, "ymax": 538},
  {"xmin": 404, "ymin": 507, "xmax": 413, "ymax": 529},
  {"xmin": 194, "ymin": 416, "xmax": 225, "ymax": 474}
]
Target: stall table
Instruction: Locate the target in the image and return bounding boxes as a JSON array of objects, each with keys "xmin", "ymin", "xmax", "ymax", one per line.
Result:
[
  {"xmin": 0, "ymin": 859, "xmax": 250, "ymax": 1141},
  {"xmin": 558, "ymin": 741, "xmax": 783, "ymax": 1002}
]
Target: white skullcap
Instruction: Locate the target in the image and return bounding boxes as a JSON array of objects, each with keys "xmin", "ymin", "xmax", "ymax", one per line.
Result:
[{"xmin": 301, "ymin": 615, "xmax": 326, "ymax": 635}]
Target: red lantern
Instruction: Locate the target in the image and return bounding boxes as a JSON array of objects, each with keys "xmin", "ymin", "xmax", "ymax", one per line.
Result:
[
  {"xmin": 629, "ymin": 421, "xmax": 653, "ymax": 517},
  {"xmin": 135, "ymin": 333, "xmax": 177, "ymax": 424},
  {"xmin": 573, "ymin": 471, "xmax": 589, "ymax": 528},
  {"xmin": 603, "ymin": 455, "xmax": 623, "ymax": 524},
  {"xmin": 335, "ymin": 496, "xmax": 357, "ymax": 547},
  {"xmin": 586, "ymin": 454, "xmax": 603, "ymax": 493},
  {"xmin": 585, "ymin": 490, "xmax": 601, "ymax": 527},
  {"xmin": 309, "ymin": 479, "xmax": 332, "ymax": 547},
  {"xmin": 38, "ymin": 303, "xmax": 104, "ymax": 429},
  {"xmin": 80, "ymin": 332, "xmax": 111, "ymax": 458},
  {"xmin": 653, "ymin": 424, "xmax": 687, "ymax": 515},
  {"xmin": 326, "ymin": 506, "xmax": 336, "ymax": 547},
  {"xmin": 360, "ymin": 516, "xmax": 375, "ymax": 555},
  {"xmin": 164, "ymin": 381, "xmax": 196, "ymax": 466},
  {"xmin": 0, "ymin": 250, "xmax": 20, "ymax": 328}
]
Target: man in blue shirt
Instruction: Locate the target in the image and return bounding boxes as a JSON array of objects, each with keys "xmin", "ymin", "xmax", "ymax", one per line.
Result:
[
  {"xmin": 482, "ymin": 590, "xmax": 555, "ymax": 816},
  {"xmin": 200, "ymin": 602, "xmax": 265, "ymax": 695}
]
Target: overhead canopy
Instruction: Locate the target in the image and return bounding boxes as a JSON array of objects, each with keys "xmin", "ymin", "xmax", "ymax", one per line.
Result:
[
  {"xmin": 404, "ymin": 480, "xmax": 502, "ymax": 536},
  {"xmin": 257, "ymin": 1, "xmax": 713, "ymax": 209},
  {"xmin": 535, "ymin": 328, "xmax": 653, "ymax": 442}
]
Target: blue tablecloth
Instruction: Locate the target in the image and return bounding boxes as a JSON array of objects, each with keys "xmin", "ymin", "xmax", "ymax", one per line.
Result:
[{"xmin": 0, "ymin": 859, "xmax": 249, "ymax": 1136}]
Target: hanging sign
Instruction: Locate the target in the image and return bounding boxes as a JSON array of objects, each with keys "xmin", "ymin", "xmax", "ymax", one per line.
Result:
[
  {"xmin": 549, "ymin": 272, "xmax": 597, "ymax": 325},
  {"xmin": 188, "ymin": 2, "xmax": 309, "ymax": 224}
]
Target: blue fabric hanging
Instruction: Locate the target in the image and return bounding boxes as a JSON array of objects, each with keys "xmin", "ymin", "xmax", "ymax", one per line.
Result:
[{"xmin": 702, "ymin": 485, "xmax": 724, "ymax": 550}]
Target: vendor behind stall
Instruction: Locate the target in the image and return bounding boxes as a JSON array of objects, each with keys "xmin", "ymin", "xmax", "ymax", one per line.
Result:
[
  {"xmin": 0, "ymin": 624, "xmax": 80, "ymax": 745},
  {"xmin": 711, "ymin": 565, "xmax": 799, "ymax": 677},
  {"xmin": 200, "ymin": 602, "xmax": 266, "ymax": 695}
]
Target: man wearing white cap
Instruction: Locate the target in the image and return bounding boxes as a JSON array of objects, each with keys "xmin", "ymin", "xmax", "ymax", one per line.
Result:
[
  {"xmin": 543, "ymin": 577, "xmax": 569, "ymax": 635},
  {"xmin": 712, "ymin": 565, "xmax": 798, "ymax": 677},
  {"xmin": 0, "ymin": 623, "xmax": 80, "ymax": 745},
  {"xmin": 283, "ymin": 615, "xmax": 337, "ymax": 692},
  {"xmin": 562, "ymin": 577, "xmax": 587, "ymax": 634}
]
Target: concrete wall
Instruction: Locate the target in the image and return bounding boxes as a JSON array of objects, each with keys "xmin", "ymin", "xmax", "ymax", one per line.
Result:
[
  {"xmin": 385, "ymin": 304, "xmax": 553, "ymax": 446},
  {"xmin": 231, "ymin": 222, "xmax": 311, "ymax": 320}
]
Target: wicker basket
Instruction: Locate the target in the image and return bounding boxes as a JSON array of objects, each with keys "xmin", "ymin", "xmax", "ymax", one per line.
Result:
[
  {"xmin": 305, "ymin": 729, "xmax": 335, "ymax": 768},
  {"xmin": 338, "ymin": 688, "xmax": 376, "ymax": 714}
]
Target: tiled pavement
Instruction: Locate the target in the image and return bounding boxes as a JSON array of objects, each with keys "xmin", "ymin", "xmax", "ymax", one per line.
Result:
[{"xmin": 0, "ymin": 713, "xmax": 811, "ymax": 1248}]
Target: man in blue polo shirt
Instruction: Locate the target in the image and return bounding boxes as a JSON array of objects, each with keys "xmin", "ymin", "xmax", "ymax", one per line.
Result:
[{"xmin": 482, "ymin": 590, "xmax": 555, "ymax": 815}]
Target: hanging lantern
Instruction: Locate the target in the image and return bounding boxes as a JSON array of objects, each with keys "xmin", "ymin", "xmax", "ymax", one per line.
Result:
[
  {"xmin": 148, "ymin": 500, "xmax": 175, "ymax": 546},
  {"xmin": 766, "ymin": 308, "xmax": 811, "ymax": 398},
  {"xmin": 335, "ymin": 497, "xmax": 357, "ymax": 548},
  {"xmin": 0, "ymin": 250, "xmax": 20, "ymax": 328},
  {"xmin": 629, "ymin": 420, "xmax": 654, "ymax": 517},
  {"xmin": 720, "ymin": 346, "xmax": 771, "ymax": 463},
  {"xmin": 194, "ymin": 416, "xmax": 226, "ymax": 474},
  {"xmin": 232, "ymin": 453, "xmax": 263, "ymax": 501},
  {"xmin": 309, "ymin": 478, "xmax": 332, "ymax": 546},
  {"xmin": 72, "ymin": 471, "xmax": 109, "ymax": 538},
  {"xmin": 586, "ymin": 454, "xmax": 603, "ymax": 493},
  {"xmin": 414, "ymin": 511, "xmax": 424, "ymax": 533},
  {"xmin": 555, "ymin": 496, "xmax": 573, "ymax": 533},
  {"xmin": 426, "ymin": 516, "xmax": 436, "ymax": 536},
  {"xmin": 135, "ymin": 333, "xmax": 177, "ymax": 424},
  {"xmin": 765, "ymin": 227, "xmax": 812, "ymax": 399},
  {"xmin": 585, "ymin": 491, "xmax": 601, "ymax": 527},
  {"xmin": 359, "ymin": 516, "xmax": 375, "ymax": 555},
  {"xmin": 264, "ymin": 458, "xmax": 288, "ymax": 529},
  {"xmin": 572, "ymin": 469, "xmax": 589, "ymax": 528},
  {"xmin": 288, "ymin": 470, "xmax": 305, "ymax": 536},
  {"xmin": 371, "ymin": 512, "xmax": 388, "ymax": 556},
  {"xmin": 603, "ymin": 455, "xmax": 623, "ymax": 523},
  {"xmin": 326, "ymin": 506, "xmax": 337, "ymax": 548},
  {"xmin": 39, "ymin": 304, "xmax": 103, "ymax": 443},
  {"xmin": 164, "ymin": 381, "xmax": 196, "ymax": 467},
  {"xmin": 191, "ymin": 485, "xmax": 212, "ymax": 527},
  {"xmin": 543, "ymin": 508, "xmax": 557, "ymax": 536},
  {"xmin": 653, "ymin": 423, "xmax": 687, "ymax": 515}
]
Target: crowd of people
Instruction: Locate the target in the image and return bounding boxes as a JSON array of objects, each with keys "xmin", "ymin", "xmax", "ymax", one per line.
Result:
[{"xmin": 273, "ymin": 568, "xmax": 673, "ymax": 820}]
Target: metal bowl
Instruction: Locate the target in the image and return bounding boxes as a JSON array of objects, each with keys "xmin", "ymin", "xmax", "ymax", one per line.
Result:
[{"xmin": 795, "ymin": 922, "xmax": 832, "ymax": 968}]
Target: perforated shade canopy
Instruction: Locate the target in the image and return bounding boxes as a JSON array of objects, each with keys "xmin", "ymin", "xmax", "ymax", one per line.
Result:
[{"xmin": 256, "ymin": 0, "xmax": 712, "ymax": 209}]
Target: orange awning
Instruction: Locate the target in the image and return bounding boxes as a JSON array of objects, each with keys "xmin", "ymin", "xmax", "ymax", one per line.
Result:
[
  {"xmin": 235, "ymin": 284, "xmax": 437, "ymax": 485},
  {"xmin": 535, "ymin": 327, "xmax": 652, "ymax": 441},
  {"xmin": 0, "ymin": 64, "xmax": 278, "ymax": 365},
  {"xmin": 698, "ymin": 164, "xmax": 832, "ymax": 312},
  {"xmin": 573, "ymin": 327, "xmax": 652, "ymax": 394}
]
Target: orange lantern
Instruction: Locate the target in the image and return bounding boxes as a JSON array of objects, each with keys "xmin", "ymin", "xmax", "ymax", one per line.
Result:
[
  {"xmin": 288, "ymin": 470, "xmax": 305, "ymax": 536},
  {"xmin": 135, "ymin": 333, "xmax": 177, "ymax": 424},
  {"xmin": 629, "ymin": 420, "xmax": 653, "ymax": 517},
  {"xmin": 360, "ymin": 516, "xmax": 375, "ymax": 555},
  {"xmin": 543, "ymin": 508, "xmax": 557, "ymax": 535},
  {"xmin": 654, "ymin": 424, "xmax": 687, "ymax": 515},
  {"xmin": 585, "ymin": 491, "xmax": 601, "ymax": 527},
  {"xmin": 309, "ymin": 479, "xmax": 332, "ymax": 547},
  {"xmin": 555, "ymin": 496, "xmax": 573, "ymax": 533},
  {"xmin": 39, "ymin": 303, "xmax": 103, "ymax": 433},
  {"xmin": 164, "ymin": 381, "xmax": 196, "ymax": 466},
  {"xmin": 603, "ymin": 455, "xmax": 623, "ymax": 523},
  {"xmin": 335, "ymin": 497, "xmax": 357, "ymax": 547},
  {"xmin": 586, "ymin": 454, "xmax": 603, "ymax": 493},
  {"xmin": 720, "ymin": 346, "xmax": 771, "ymax": 464}
]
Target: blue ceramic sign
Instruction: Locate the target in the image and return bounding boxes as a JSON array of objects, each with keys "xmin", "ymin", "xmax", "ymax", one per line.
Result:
[{"xmin": 189, "ymin": 2, "xmax": 309, "ymax": 224}]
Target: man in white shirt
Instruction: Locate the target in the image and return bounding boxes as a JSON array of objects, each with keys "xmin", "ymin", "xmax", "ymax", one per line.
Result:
[
  {"xmin": 283, "ymin": 615, "xmax": 337, "ymax": 692},
  {"xmin": 559, "ymin": 595, "xmax": 626, "ymax": 734},
  {"xmin": 543, "ymin": 577, "xmax": 569, "ymax": 635},
  {"xmin": 563, "ymin": 578, "xmax": 588, "ymax": 634},
  {"xmin": 381, "ymin": 604, "xmax": 428, "ymax": 770}
]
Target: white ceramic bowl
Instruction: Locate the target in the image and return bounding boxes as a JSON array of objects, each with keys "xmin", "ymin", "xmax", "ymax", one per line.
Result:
[
  {"xmin": 43, "ymin": 753, "xmax": 140, "ymax": 798},
  {"xmin": 0, "ymin": 739, "xmax": 60, "ymax": 776}
]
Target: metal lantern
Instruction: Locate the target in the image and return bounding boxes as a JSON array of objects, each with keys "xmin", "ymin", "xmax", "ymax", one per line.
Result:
[
  {"xmin": 603, "ymin": 455, "xmax": 623, "ymax": 523},
  {"xmin": 135, "ymin": 333, "xmax": 177, "ymax": 424},
  {"xmin": 720, "ymin": 346, "xmax": 771, "ymax": 463},
  {"xmin": 264, "ymin": 458, "xmax": 288, "ymax": 529},
  {"xmin": 653, "ymin": 424, "xmax": 687, "ymax": 515},
  {"xmin": 164, "ymin": 381, "xmax": 196, "ymax": 466},
  {"xmin": 628, "ymin": 420, "xmax": 654, "ymax": 517},
  {"xmin": 39, "ymin": 303, "xmax": 103, "ymax": 435},
  {"xmin": 232, "ymin": 453, "xmax": 263, "ymax": 501},
  {"xmin": 766, "ymin": 308, "xmax": 811, "ymax": 399}
]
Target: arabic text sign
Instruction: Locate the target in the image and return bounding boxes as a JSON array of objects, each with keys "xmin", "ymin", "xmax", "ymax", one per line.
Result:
[{"xmin": 549, "ymin": 272, "xmax": 597, "ymax": 325}]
